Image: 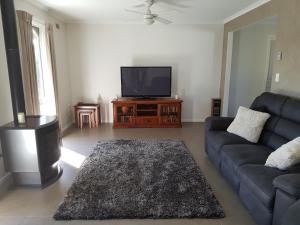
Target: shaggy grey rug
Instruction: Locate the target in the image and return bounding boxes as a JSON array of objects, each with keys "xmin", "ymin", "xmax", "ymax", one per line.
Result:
[{"xmin": 54, "ymin": 139, "xmax": 224, "ymax": 220}]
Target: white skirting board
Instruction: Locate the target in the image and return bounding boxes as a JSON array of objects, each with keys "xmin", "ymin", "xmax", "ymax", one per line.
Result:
[
  {"xmin": 0, "ymin": 172, "xmax": 14, "ymax": 198},
  {"xmin": 61, "ymin": 122, "xmax": 73, "ymax": 136},
  {"xmin": 181, "ymin": 119, "xmax": 205, "ymax": 123}
]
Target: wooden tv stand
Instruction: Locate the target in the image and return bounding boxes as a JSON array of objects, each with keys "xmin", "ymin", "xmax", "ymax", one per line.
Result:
[{"xmin": 112, "ymin": 98, "xmax": 183, "ymax": 128}]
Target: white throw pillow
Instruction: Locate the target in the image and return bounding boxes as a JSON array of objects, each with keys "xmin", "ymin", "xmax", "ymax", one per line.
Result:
[
  {"xmin": 265, "ymin": 137, "xmax": 300, "ymax": 170},
  {"xmin": 227, "ymin": 106, "xmax": 270, "ymax": 143}
]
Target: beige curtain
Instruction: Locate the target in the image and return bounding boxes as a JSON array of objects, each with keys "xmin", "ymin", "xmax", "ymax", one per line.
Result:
[
  {"xmin": 16, "ymin": 10, "xmax": 40, "ymax": 115},
  {"xmin": 46, "ymin": 24, "xmax": 61, "ymax": 129}
]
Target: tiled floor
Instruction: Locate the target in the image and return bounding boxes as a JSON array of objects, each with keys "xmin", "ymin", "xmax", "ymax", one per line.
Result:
[{"xmin": 0, "ymin": 123, "xmax": 255, "ymax": 225}]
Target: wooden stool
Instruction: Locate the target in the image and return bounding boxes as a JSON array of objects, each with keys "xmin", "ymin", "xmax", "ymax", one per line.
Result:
[
  {"xmin": 79, "ymin": 111, "xmax": 94, "ymax": 129},
  {"xmin": 74, "ymin": 103, "xmax": 101, "ymax": 128},
  {"xmin": 77, "ymin": 109, "xmax": 96, "ymax": 128}
]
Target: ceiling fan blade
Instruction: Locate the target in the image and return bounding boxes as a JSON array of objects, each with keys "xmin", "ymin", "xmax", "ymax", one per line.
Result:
[
  {"xmin": 124, "ymin": 9, "xmax": 145, "ymax": 15},
  {"xmin": 133, "ymin": 3, "xmax": 146, "ymax": 8},
  {"xmin": 156, "ymin": 0, "xmax": 189, "ymax": 9},
  {"xmin": 154, "ymin": 16, "xmax": 172, "ymax": 25},
  {"xmin": 154, "ymin": 2, "xmax": 184, "ymax": 13}
]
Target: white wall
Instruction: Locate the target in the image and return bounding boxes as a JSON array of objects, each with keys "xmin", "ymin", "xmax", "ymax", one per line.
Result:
[
  {"xmin": 14, "ymin": 0, "xmax": 73, "ymax": 131},
  {"xmin": 66, "ymin": 24, "xmax": 224, "ymax": 122},
  {"xmin": 228, "ymin": 23, "xmax": 276, "ymax": 116}
]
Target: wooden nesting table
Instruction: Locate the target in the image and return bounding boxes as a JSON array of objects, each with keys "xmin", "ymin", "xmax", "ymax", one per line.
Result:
[{"xmin": 74, "ymin": 103, "xmax": 101, "ymax": 128}]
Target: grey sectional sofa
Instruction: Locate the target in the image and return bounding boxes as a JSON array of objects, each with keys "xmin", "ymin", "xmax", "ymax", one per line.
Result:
[{"xmin": 205, "ymin": 92, "xmax": 300, "ymax": 225}]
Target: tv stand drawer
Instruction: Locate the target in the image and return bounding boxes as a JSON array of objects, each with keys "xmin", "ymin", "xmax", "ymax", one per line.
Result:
[{"xmin": 136, "ymin": 117, "xmax": 158, "ymax": 125}]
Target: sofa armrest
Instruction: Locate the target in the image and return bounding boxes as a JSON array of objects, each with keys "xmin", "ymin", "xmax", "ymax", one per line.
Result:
[
  {"xmin": 205, "ymin": 117, "xmax": 234, "ymax": 132},
  {"xmin": 273, "ymin": 174, "xmax": 300, "ymax": 198},
  {"xmin": 281, "ymin": 200, "xmax": 300, "ymax": 225}
]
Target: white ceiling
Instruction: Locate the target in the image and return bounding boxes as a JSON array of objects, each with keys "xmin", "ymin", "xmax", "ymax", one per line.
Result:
[{"xmin": 26, "ymin": 0, "xmax": 270, "ymax": 24}]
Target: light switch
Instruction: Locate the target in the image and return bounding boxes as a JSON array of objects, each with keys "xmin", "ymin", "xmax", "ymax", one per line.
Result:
[
  {"xmin": 276, "ymin": 51, "xmax": 282, "ymax": 61},
  {"xmin": 275, "ymin": 73, "xmax": 280, "ymax": 83}
]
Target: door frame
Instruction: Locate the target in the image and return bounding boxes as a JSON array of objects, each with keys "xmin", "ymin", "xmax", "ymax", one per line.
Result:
[
  {"xmin": 222, "ymin": 32, "xmax": 234, "ymax": 116},
  {"xmin": 264, "ymin": 35, "xmax": 277, "ymax": 91}
]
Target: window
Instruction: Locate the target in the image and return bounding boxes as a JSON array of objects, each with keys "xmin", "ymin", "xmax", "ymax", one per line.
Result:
[
  {"xmin": 32, "ymin": 26, "xmax": 46, "ymax": 102},
  {"xmin": 32, "ymin": 20, "xmax": 56, "ymax": 116}
]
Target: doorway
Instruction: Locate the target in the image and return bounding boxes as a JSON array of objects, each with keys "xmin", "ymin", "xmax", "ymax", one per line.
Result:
[{"xmin": 223, "ymin": 16, "xmax": 278, "ymax": 117}]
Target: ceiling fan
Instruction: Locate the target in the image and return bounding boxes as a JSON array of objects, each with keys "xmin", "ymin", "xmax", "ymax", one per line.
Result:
[{"xmin": 125, "ymin": 0, "xmax": 173, "ymax": 25}]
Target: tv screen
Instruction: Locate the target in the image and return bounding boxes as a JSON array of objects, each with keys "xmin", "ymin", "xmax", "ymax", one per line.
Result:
[{"xmin": 121, "ymin": 67, "xmax": 171, "ymax": 98}]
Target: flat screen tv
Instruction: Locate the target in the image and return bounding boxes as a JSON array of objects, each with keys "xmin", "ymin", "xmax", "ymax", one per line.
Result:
[{"xmin": 121, "ymin": 67, "xmax": 171, "ymax": 98}]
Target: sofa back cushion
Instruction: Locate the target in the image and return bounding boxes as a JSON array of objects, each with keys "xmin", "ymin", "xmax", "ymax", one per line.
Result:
[
  {"xmin": 282, "ymin": 99, "xmax": 300, "ymax": 124},
  {"xmin": 251, "ymin": 93, "xmax": 300, "ymax": 150},
  {"xmin": 251, "ymin": 92, "xmax": 288, "ymax": 116}
]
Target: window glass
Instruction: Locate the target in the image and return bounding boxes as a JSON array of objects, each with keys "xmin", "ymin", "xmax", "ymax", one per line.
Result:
[
  {"xmin": 32, "ymin": 22, "xmax": 56, "ymax": 116},
  {"xmin": 32, "ymin": 26, "xmax": 46, "ymax": 103}
]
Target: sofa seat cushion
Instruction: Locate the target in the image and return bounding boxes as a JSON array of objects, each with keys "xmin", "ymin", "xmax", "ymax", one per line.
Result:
[
  {"xmin": 206, "ymin": 130, "xmax": 250, "ymax": 152},
  {"xmin": 221, "ymin": 144, "xmax": 273, "ymax": 170},
  {"xmin": 238, "ymin": 164, "xmax": 287, "ymax": 209}
]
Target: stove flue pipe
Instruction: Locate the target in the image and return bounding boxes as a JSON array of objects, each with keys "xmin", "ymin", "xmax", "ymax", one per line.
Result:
[{"xmin": 0, "ymin": 0, "xmax": 26, "ymax": 122}]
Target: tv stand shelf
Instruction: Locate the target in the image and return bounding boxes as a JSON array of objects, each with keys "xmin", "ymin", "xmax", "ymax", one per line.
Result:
[{"xmin": 112, "ymin": 98, "xmax": 183, "ymax": 128}]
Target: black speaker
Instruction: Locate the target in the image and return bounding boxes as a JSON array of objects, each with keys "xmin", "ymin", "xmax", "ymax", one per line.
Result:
[{"xmin": 211, "ymin": 98, "xmax": 222, "ymax": 117}]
